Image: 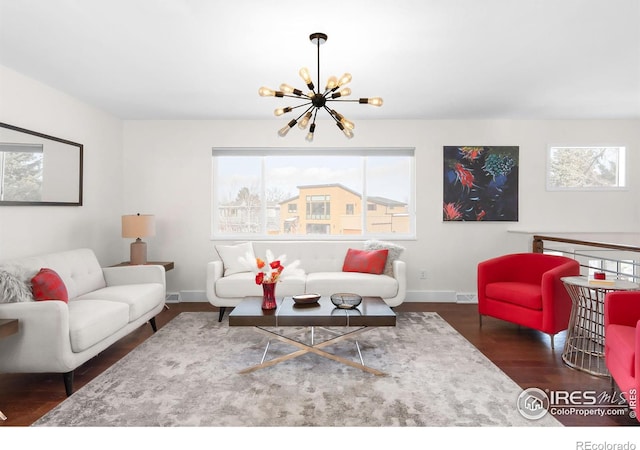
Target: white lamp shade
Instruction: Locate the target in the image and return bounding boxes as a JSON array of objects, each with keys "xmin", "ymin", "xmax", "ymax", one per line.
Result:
[{"xmin": 122, "ymin": 214, "xmax": 156, "ymax": 239}]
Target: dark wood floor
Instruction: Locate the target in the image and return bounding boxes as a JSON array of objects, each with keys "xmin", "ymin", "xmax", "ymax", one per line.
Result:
[{"xmin": 1, "ymin": 302, "xmax": 638, "ymax": 427}]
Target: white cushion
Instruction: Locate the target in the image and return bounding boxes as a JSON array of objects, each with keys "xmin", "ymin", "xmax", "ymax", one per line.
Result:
[
  {"xmin": 68, "ymin": 300, "xmax": 129, "ymax": 352},
  {"xmin": 306, "ymin": 272, "xmax": 398, "ymax": 298},
  {"xmin": 215, "ymin": 272, "xmax": 307, "ymax": 298},
  {"xmin": 75, "ymin": 283, "xmax": 165, "ymax": 322},
  {"xmin": 0, "ymin": 268, "xmax": 34, "ymax": 303},
  {"xmin": 215, "ymin": 242, "xmax": 255, "ymax": 276}
]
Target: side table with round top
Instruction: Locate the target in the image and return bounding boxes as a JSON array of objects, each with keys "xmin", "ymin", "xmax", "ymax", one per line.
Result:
[{"xmin": 560, "ymin": 276, "xmax": 640, "ymax": 377}]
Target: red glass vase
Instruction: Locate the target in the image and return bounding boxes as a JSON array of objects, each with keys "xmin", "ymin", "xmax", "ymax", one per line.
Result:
[{"xmin": 261, "ymin": 282, "xmax": 277, "ymax": 310}]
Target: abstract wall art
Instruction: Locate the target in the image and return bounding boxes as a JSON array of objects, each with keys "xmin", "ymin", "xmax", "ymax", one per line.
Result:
[{"xmin": 443, "ymin": 146, "xmax": 519, "ymax": 221}]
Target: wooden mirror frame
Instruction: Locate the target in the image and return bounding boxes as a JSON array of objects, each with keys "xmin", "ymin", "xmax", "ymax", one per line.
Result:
[{"xmin": 0, "ymin": 122, "xmax": 83, "ymax": 206}]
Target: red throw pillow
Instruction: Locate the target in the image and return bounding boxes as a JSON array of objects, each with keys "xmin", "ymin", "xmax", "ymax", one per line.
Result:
[
  {"xmin": 31, "ymin": 268, "xmax": 69, "ymax": 303},
  {"xmin": 342, "ymin": 248, "xmax": 389, "ymax": 275}
]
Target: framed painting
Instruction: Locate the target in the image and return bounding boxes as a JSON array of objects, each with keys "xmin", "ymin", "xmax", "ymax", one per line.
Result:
[{"xmin": 443, "ymin": 146, "xmax": 519, "ymax": 221}]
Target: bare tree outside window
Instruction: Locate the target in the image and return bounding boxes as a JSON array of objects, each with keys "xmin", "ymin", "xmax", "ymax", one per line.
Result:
[
  {"xmin": 0, "ymin": 147, "xmax": 43, "ymax": 201},
  {"xmin": 547, "ymin": 146, "xmax": 626, "ymax": 190}
]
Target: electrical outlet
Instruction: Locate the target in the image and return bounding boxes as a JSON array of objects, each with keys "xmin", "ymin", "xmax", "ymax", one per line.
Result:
[{"xmin": 419, "ymin": 270, "xmax": 427, "ymax": 280}]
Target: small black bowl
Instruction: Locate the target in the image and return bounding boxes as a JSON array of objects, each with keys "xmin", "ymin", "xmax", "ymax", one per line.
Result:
[{"xmin": 330, "ymin": 293, "xmax": 362, "ymax": 309}]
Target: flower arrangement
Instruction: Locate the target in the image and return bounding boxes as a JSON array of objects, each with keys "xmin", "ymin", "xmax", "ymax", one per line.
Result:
[{"xmin": 239, "ymin": 250, "xmax": 302, "ymax": 285}]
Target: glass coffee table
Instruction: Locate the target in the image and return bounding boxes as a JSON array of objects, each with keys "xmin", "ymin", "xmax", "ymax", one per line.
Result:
[{"xmin": 229, "ymin": 296, "xmax": 396, "ymax": 376}]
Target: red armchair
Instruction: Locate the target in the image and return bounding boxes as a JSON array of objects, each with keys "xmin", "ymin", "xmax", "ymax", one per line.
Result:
[
  {"xmin": 605, "ymin": 290, "xmax": 640, "ymax": 421},
  {"xmin": 477, "ymin": 253, "xmax": 580, "ymax": 349}
]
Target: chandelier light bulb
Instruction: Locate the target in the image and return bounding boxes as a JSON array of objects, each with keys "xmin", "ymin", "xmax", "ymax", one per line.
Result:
[
  {"xmin": 299, "ymin": 67, "xmax": 314, "ymax": 90},
  {"xmin": 305, "ymin": 123, "xmax": 316, "ymax": 142},
  {"xmin": 258, "ymin": 86, "xmax": 276, "ymax": 97},
  {"xmin": 274, "ymin": 107, "xmax": 292, "ymax": 116},
  {"xmin": 326, "ymin": 76, "xmax": 338, "ymax": 90},
  {"xmin": 298, "ymin": 111, "xmax": 313, "ymax": 129},
  {"xmin": 278, "ymin": 119, "xmax": 298, "ymax": 137},
  {"xmin": 337, "ymin": 73, "xmax": 352, "ymax": 87},
  {"xmin": 340, "ymin": 117, "xmax": 355, "ymax": 130},
  {"xmin": 336, "ymin": 121, "xmax": 353, "ymax": 138},
  {"xmin": 332, "ymin": 87, "xmax": 351, "ymax": 99},
  {"xmin": 278, "ymin": 125, "xmax": 292, "ymax": 137},
  {"xmin": 280, "ymin": 84, "xmax": 304, "ymax": 96},
  {"xmin": 368, "ymin": 97, "xmax": 383, "ymax": 107},
  {"xmin": 280, "ymin": 84, "xmax": 294, "ymax": 94}
]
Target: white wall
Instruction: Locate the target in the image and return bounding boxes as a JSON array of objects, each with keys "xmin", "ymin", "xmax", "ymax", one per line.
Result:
[
  {"xmin": 0, "ymin": 65, "xmax": 124, "ymax": 265},
  {"xmin": 2, "ymin": 65, "xmax": 637, "ymax": 300},
  {"xmin": 122, "ymin": 119, "xmax": 640, "ymax": 301}
]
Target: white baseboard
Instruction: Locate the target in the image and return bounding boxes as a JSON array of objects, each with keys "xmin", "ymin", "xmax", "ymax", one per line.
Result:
[
  {"xmin": 178, "ymin": 290, "xmax": 208, "ymax": 302},
  {"xmin": 169, "ymin": 290, "xmax": 478, "ymax": 304}
]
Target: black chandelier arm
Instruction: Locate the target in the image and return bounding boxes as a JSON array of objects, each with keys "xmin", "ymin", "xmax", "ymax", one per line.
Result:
[
  {"xmin": 325, "ymin": 98, "xmax": 361, "ymax": 103},
  {"xmin": 295, "ymin": 104, "xmax": 316, "ymax": 122},
  {"xmin": 289, "ymin": 102, "xmax": 314, "ymax": 113},
  {"xmin": 323, "ymin": 105, "xmax": 342, "ymax": 124},
  {"xmin": 281, "ymin": 93, "xmax": 313, "ymax": 100}
]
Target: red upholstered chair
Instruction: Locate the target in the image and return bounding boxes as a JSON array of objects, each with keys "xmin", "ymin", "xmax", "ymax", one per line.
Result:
[
  {"xmin": 477, "ymin": 253, "xmax": 580, "ymax": 349},
  {"xmin": 605, "ymin": 291, "xmax": 640, "ymax": 422}
]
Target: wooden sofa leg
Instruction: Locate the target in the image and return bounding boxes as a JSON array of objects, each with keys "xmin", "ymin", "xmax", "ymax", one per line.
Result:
[
  {"xmin": 218, "ymin": 307, "xmax": 226, "ymax": 322},
  {"xmin": 479, "ymin": 314, "xmax": 483, "ymax": 328},
  {"xmin": 549, "ymin": 333, "xmax": 555, "ymax": 350},
  {"xmin": 149, "ymin": 317, "xmax": 158, "ymax": 332},
  {"xmin": 63, "ymin": 371, "xmax": 74, "ymax": 397}
]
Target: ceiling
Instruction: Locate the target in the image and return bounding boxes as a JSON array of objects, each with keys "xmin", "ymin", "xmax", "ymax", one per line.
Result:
[{"xmin": 1, "ymin": 0, "xmax": 639, "ymax": 121}]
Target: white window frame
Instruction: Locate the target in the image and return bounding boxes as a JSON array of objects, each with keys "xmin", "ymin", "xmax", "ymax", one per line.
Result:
[
  {"xmin": 546, "ymin": 145, "xmax": 627, "ymax": 191},
  {"xmin": 211, "ymin": 147, "xmax": 416, "ymax": 241}
]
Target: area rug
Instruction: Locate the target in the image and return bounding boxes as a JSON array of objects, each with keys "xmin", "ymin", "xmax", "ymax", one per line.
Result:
[{"xmin": 33, "ymin": 312, "xmax": 561, "ymax": 427}]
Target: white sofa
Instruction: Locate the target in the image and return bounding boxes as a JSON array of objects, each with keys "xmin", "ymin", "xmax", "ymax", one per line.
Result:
[
  {"xmin": 206, "ymin": 241, "xmax": 406, "ymax": 321},
  {"xmin": 0, "ymin": 248, "xmax": 166, "ymax": 395}
]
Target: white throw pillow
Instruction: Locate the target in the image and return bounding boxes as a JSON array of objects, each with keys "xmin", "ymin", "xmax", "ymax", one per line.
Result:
[
  {"xmin": 0, "ymin": 267, "xmax": 34, "ymax": 303},
  {"xmin": 215, "ymin": 242, "xmax": 255, "ymax": 276},
  {"xmin": 364, "ymin": 240, "xmax": 405, "ymax": 277}
]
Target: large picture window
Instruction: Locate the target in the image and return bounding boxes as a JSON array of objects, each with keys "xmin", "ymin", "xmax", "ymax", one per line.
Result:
[
  {"xmin": 212, "ymin": 148, "xmax": 415, "ymax": 239},
  {"xmin": 547, "ymin": 146, "xmax": 626, "ymax": 190}
]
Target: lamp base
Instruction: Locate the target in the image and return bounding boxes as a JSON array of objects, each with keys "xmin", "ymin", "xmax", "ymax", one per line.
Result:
[{"xmin": 130, "ymin": 239, "xmax": 147, "ymax": 265}]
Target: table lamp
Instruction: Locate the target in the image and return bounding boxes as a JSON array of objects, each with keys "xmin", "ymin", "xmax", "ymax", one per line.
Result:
[{"xmin": 122, "ymin": 214, "xmax": 156, "ymax": 265}]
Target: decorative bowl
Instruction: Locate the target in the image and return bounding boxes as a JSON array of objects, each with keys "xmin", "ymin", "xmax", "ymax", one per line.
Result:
[
  {"xmin": 292, "ymin": 293, "xmax": 321, "ymax": 305},
  {"xmin": 330, "ymin": 293, "xmax": 363, "ymax": 309}
]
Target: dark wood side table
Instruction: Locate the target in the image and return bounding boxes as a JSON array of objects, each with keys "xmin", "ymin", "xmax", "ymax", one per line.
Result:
[
  {"xmin": 111, "ymin": 261, "xmax": 174, "ymax": 272},
  {"xmin": 1, "ymin": 319, "xmax": 19, "ymax": 420}
]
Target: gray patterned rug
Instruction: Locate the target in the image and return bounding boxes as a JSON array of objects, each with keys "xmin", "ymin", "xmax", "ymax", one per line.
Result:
[{"xmin": 34, "ymin": 312, "xmax": 561, "ymax": 427}]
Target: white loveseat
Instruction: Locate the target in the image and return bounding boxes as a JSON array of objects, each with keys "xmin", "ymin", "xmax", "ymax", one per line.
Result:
[
  {"xmin": 0, "ymin": 248, "xmax": 166, "ymax": 395},
  {"xmin": 206, "ymin": 241, "xmax": 406, "ymax": 321}
]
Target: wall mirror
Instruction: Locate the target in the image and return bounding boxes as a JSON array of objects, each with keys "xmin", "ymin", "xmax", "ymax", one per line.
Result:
[{"xmin": 0, "ymin": 122, "xmax": 83, "ymax": 206}]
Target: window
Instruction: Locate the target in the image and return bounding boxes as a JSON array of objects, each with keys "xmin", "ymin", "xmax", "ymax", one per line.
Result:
[
  {"xmin": 346, "ymin": 204, "xmax": 355, "ymax": 215},
  {"xmin": 306, "ymin": 195, "xmax": 331, "ymax": 220},
  {"xmin": 212, "ymin": 148, "xmax": 415, "ymax": 239},
  {"xmin": 547, "ymin": 146, "xmax": 626, "ymax": 190}
]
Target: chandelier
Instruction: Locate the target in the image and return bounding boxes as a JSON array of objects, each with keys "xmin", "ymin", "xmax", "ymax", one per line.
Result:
[{"xmin": 258, "ymin": 32, "xmax": 383, "ymax": 141}]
